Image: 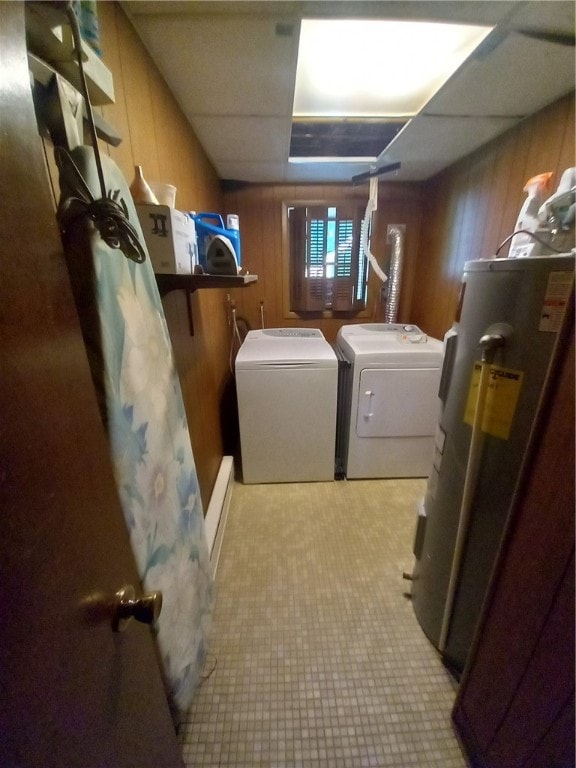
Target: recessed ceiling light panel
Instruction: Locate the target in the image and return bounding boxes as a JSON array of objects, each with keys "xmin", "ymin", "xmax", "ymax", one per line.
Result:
[{"xmin": 293, "ymin": 20, "xmax": 494, "ymax": 118}]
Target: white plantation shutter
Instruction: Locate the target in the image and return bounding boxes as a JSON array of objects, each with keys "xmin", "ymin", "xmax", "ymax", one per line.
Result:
[
  {"xmin": 335, "ymin": 218, "xmax": 353, "ymax": 278},
  {"xmin": 289, "ymin": 204, "xmax": 367, "ymax": 312}
]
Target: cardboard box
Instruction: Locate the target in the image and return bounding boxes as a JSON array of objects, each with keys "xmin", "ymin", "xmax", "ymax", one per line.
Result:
[{"xmin": 135, "ymin": 205, "xmax": 197, "ymax": 275}]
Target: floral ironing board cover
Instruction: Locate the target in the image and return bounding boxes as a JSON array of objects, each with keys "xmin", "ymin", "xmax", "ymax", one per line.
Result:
[{"xmin": 57, "ymin": 146, "xmax": 212, "ymax": 717}]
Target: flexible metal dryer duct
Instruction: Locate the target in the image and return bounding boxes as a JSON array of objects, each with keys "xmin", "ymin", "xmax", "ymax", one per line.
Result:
[{"xmin": 384, "ymin": 224, "xmax": 406, "ymax": 323}]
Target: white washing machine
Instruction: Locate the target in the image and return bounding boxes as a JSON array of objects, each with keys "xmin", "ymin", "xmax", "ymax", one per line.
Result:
[
  {"xmin": 336, "ymin": 323, "xmax": 444, "ymax": 479},
  {"xmin": 235, "ymin": 328, "xmax": 338, "ymax": 483}
]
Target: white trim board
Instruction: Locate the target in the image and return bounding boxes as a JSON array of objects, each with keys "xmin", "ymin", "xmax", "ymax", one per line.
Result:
[{"xmin": 204, "ymin": 455, "xmax": 234, "ymax": 576}]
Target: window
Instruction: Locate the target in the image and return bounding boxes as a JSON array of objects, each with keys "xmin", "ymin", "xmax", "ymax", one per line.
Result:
[{"xmin": 288, "ymin": 203, "xmax": 368, "ymax": 312}]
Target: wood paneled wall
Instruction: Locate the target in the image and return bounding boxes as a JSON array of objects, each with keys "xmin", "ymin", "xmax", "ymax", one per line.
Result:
[
  {"xmin": 224, "ymin": 183, "xmax": 424, "ymax": 343},
  {"xmin": 411, "ymin": 93, "xmax": 575, "ymax": 340},
  {"xmin": 96, "ymin": 3, "xmax": 228, "ymax": 509}
]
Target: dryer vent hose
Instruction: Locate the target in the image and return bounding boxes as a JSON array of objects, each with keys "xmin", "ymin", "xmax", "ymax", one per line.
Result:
[{"xmin": 384, "ymin": 224, "xmax": 405, "ymax": 323}]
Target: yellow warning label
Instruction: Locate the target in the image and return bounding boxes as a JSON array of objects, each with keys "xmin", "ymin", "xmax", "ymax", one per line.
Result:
[
  {"xmin": 539, "ymin": 270, "xmax": 573, "ymax": 332},
  {"xmin": 464, "ymin": 362, "xmax": 524, "ymax": 440}
]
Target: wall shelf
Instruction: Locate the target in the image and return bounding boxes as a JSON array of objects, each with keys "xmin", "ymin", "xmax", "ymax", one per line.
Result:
[
  {"xmin": 155, "ymin": 272, "xmax": 257, "ymax": 297},
  {"xmin": 155, "ymin": 273, "xmax": 258, "ymax": 335},
  {"xmin": 25, "ymin": 3, "xmax": 115, "ymax": 106}
]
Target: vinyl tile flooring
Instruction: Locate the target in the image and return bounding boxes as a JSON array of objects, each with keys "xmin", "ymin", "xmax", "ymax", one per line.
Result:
[{"xmin": 179, "ymin": 479, "xmax": 469, "ymax": 767}]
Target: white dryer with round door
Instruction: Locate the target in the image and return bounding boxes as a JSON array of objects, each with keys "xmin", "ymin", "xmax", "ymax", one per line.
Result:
[
  {"xmin": 336, "ymin": 323, "xmax": 444, "ymax": 479},
  {"xmin": 235, "ymin": 328, "xmax": 338, "ymax": 484}
]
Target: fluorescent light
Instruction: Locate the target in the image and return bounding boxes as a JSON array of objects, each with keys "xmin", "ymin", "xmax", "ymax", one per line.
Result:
[
  {"xmin": 293, "ymin": 20, "xmax": 493, "ymax": 118},
  {"xmin": 289, "ymin": 156, "xmax": 377, "ymax": 164}
]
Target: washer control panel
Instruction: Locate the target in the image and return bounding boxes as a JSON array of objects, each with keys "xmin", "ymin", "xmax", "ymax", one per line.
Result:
[{"xmin": 263, "ymin": 328, "xmax": 323, "ymax": 338}]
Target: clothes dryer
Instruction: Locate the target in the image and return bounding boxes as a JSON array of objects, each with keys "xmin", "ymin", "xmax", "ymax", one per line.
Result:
[
  {"xmin": 336, "ymin": 323, "xmax": 443, "ymax": 478},
  {"xmin": 235, "ymin": 328, "xmax": 338, "ymax": 483}
]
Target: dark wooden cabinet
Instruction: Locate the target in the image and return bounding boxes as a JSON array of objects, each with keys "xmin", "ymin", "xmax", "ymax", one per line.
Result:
[{"xmin": 453, "ymin": 318, "xmax": 575, "ymax": 768}]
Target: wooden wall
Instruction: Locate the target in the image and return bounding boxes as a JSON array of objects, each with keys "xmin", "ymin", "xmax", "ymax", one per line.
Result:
[
  {"xmin": 411, "ymin": 93, "xmax": 575, "ymax": 340},
  {"xmin": 224, "ymin": 183, "xmax": 423, "ymax": 343},
  {"xmin": 96, "ymin": 3, "xmax": 229, "ymax": 509}
]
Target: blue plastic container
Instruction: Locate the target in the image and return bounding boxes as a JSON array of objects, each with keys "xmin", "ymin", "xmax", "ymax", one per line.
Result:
[{"xmin": 191, "ymin": 212, "xmax": 241, "ymax": 269}]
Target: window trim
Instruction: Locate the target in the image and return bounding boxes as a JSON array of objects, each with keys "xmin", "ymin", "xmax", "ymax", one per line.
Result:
[{"xmin": 283, "ymin": 199, "xmax": 374, "ymax": 318}]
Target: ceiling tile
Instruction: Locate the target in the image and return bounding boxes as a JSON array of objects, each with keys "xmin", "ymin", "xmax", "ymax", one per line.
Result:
[
  {"xmin": 284, "ymin": 161, "xmax": 377, "ymax": 184},
  {"xmin": 426, "ymin": 31, "xmax": 576, "ymax": 117},
  {"xmin": 215, "ymin": 161, "xmax": 288, "ymax": 183},
  {"xmin": 380, "ymin": 115, "xmax": 518, "ymax": 166},
  {"xmin": 192, "ymin": 116, "xmax": 291, "ymax": 162},
  {"xmin": 133, "ymin": 15, "xmax": 299, "ymax": 117}
]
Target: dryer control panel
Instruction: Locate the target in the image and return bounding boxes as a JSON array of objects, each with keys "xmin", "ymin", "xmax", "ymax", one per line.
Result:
[
  {"xmin": 399, "ymin": 325, "xmax": 428, "ymax": 344},
  {"xmin": 347, "ymin": 323, "xmax": 428, "ymax": 343}
]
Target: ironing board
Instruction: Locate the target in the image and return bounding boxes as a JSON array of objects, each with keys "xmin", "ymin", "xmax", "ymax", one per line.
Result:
[{"xmin": 56, "ymin": 146, "xmax": 212, "ymax": 718}]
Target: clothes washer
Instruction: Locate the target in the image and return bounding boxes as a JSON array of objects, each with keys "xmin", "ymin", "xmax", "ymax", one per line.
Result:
[
  {"xmin": 336, "ymin": 323, "xmax": 444, "ymax": 478},
  {"xmin": 235, "ymin": 328, "xmax": 338, "ymax": 483}
]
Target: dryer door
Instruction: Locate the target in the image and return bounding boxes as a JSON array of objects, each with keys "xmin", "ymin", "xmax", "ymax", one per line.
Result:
[{"xmin": 356, "ymin": 368, "xmax": 441, "ymax": 437}]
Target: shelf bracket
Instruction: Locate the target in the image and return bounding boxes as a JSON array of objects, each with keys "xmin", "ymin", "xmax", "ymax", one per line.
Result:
[
  {"xmin": 185, "ymin": 288, "xmax": 194, "ymax": 336},
  {"xmin": 155, "ymin": 273, "xmax": 258, "ymax": 338}
]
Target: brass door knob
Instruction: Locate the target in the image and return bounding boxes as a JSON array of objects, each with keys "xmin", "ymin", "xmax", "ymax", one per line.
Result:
[{"xmin": 112, "ymin": 585, "xmax": 163, "ymax": 632}]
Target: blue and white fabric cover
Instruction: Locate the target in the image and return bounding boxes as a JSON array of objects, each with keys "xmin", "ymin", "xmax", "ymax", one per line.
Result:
[{"xmin": 57, "ymin": 146, "xmax": 213, "ymax": 717}]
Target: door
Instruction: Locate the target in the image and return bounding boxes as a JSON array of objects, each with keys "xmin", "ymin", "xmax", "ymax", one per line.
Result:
[
  {"xmin": 237, "ymin": 367, "xmax": 337, "ymax": 483},
  {"xmin": 0, "ymin": 5, "xmax": 183, "ymax": 766},
  {"xmin": 356, "ymin": 368, "xmax": 441, "ymax": 437}
]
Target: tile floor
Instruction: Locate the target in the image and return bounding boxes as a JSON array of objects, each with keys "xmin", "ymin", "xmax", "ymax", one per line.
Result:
[{"xmin": 179, "ymin": 479, "xmax": 470, "ymax": 767}]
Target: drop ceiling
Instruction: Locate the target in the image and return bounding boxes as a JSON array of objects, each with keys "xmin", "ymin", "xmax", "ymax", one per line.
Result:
[{"xmin": 122, "ymin": 1, "xmax": 575, "ymax": 184}]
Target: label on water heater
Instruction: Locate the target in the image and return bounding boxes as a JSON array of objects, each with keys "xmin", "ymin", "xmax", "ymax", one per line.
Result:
[
  {"xmin": 539, "ymin": 270, "xmax": 573, "ymax": 332},
  {"xmin": 464, "ymin": 363, "xmax": 524, "ymax": 440}
]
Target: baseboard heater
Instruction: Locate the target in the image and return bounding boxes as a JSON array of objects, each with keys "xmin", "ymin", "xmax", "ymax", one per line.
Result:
[{"xmin": 204, "ymin": 455, "xmax": 234, "ymax": 575}]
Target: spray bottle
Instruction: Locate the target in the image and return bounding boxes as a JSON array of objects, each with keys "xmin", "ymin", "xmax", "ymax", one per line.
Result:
[
  {"xmin": 536, "ymin": 167, "xmax": 576, "ymax": 255},
  {"xmin": 507, "ymin": 172, "xmax": 553, "ymax": 258}
]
